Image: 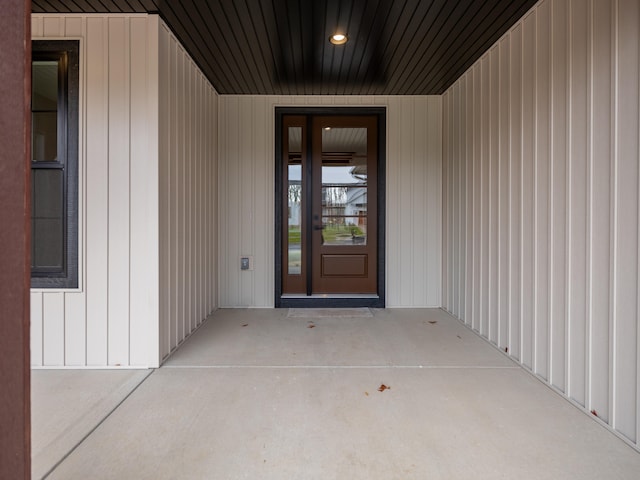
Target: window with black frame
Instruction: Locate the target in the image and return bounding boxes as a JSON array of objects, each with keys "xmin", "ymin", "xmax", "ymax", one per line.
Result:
[{"xmin": 31, "ymin": 40, "xmax": 79, "ymax": 288}]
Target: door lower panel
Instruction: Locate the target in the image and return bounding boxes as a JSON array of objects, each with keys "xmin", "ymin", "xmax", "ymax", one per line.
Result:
[{"xmin": 321, "ymin": 255, "xmax": 368, "ymax": 277}]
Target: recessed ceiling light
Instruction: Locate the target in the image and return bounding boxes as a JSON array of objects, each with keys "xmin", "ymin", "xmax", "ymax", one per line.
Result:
[
  {"xmin": 330, "ymin": 34, "xmax": 347, "ymax": 45},
  {"xmin": 324, "ymin": 126, "xmax": 331, "ymax": 131}
]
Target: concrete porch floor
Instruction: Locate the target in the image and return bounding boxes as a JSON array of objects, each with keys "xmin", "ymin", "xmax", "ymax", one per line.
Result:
[{"xmin": 32, "ymin": 308, "xmax": 640, "ymax": 479}]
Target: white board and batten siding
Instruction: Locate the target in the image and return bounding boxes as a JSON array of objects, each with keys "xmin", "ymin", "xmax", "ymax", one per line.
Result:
[
  {"xmin": 31, "ymin": 14, "xmax": 160, "ymax": 368},
  {"xmin": 218, "ymin": 96, "xmax": 442, "ymax": 308},
  {"xmin": 158, "ymin": 23, "xmax": 218, "ymax": 363},
  {"xmin": 442, "ymin": 0, "xmax": 640, "ymax": 450},
  {"xmin": 30, "ymin": 15, "xmax": 219, "ymax": 368}
]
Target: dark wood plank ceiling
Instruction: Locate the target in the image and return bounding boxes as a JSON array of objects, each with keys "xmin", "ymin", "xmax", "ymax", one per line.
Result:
[{"xmin": 32, "ymin": 0, "xmax": 538, "ymax": 95}]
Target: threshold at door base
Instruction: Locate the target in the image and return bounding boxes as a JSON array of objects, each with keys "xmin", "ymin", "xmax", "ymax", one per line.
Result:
[
  {"xmin": 277, "ymin": 295, "xmax": 384, "ymax": 309},
  {"xmin": 282, "ymin": 294, "xmax": 379, "ymax": 299}
]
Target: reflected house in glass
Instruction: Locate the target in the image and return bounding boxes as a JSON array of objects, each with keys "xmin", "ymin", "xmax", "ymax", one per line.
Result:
[
  {"xmin": 321, "ymin": 166, "xmax": 367, "ymax": 234},
  {"xmin": 345, "ymin": 164, "xmax": 367, "ymax": 230}
]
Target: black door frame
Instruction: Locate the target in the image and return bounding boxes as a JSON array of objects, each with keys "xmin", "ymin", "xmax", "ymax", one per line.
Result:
[{"xmin": 275, "ymin": 107, "xmax": 386, "ymax": 308}]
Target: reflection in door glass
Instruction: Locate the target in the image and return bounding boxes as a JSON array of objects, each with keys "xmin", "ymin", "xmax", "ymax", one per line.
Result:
[
  {"xmin": 321, "ymin": 127, "xmax": 367, "ymax": 245},
  {"xmin": 288, "ymin": 127, "xmax": 302, "ymax": 274}
]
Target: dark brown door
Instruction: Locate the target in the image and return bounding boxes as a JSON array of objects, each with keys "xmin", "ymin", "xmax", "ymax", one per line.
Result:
[{"xmin": 282, "ymin": 114, "xmax": 378, "ymax": 295}]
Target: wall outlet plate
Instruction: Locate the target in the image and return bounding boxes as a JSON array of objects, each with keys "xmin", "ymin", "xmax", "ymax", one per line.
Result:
[{"xmin": 240, "ymin": 256, "xmax": 253, "ymax": 271}]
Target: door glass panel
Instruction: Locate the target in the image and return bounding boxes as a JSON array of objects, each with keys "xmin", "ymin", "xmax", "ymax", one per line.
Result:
[
  {"xmin": 321, "ymin": 127, "xmax": 367, "ymax": 246},
  {"xmin": 287, "ymin": 127, "xmax": 302, "ymax": 274}
]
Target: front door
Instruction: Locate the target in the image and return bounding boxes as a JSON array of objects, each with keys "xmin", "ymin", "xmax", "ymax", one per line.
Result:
[{"xmin": 277, "ymin": 109, "xmax": 385, "ymax": 307}]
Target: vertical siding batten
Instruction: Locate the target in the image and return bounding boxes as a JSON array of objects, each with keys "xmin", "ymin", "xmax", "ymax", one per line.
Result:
[
  {"xmin": 569, "ymin": 0, "xmax": 590, "ymax": 407},
  {"xmin": 609, "ymin": 0, "xmax": 619, "ymax": 430},
  {"xmin": 588, "ymin": 0, "xmax": 613, "ymax": 422},
  {"xmin": 132, "ymin": 16, "xmax": 160, "ymax": 367},
  {"xmin": 498, "ymin": 37, "xmax": 510, "ymax": 349},
  {"xmin": 85, "ymin": 16, "xmax": 110, "ymax": 366},
  {"xmin": 64, "ymin": 293, "xmax": 86, "ymax": 366},
  {"xmin": 30, "ymin": 293, "xmax": 44, "ymax": 366},
  {"xmin": 158, "ymin": 22, "xmax": 169, "ymax": 361},
  {"xmin": 613, "ymin": 0, "xmax": 639, "ymax": 441},
  {"xmin": 535, "ymin": 2, "xmax": 551, "ymax": 380},
  {"xmin": 510, "ymin": 24, "xmax": 522, "ymax": 360},
  {"xmin": 473, "ymin": 65, "xmax": 481, "ymax": 331},
  {"xmin": 489, "ymin": 46, "xmax": 499, "ymax": 345},
  {"xmin": 636, "ymin": 0, "xmax": 640, "ymax": 446},
  {"xmin": 522, "ymin": 12, "xmax": 536, "ymax": 370},
  {"xmin": 106, "ymin": 16, "xmax": 131, "ymax": 366},
  {"xmin": 442, "ymin": 93, "xmax": 450, "ymax": 311},
  {"xmin": 480, "ymin": 57, "xmax": 489, "ymax": 338},
  {"xmin": 465, "ymin": 75, "xmax": 474, "ymax": 326},
  {"xmin": 42, "ymin": 293, "xmax": 64, "ymax": 366}
]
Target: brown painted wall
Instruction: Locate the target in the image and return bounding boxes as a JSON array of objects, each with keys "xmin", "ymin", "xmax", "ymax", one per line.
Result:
[{"xmin": 0, "ymin": 1, "xmax": 31, "ymax": 478}]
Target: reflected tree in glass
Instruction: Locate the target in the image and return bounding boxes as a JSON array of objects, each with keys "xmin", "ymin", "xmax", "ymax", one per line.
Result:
[{"xmin": 288, "ymin": 127, "xmax": 302, "ymax": 274}]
